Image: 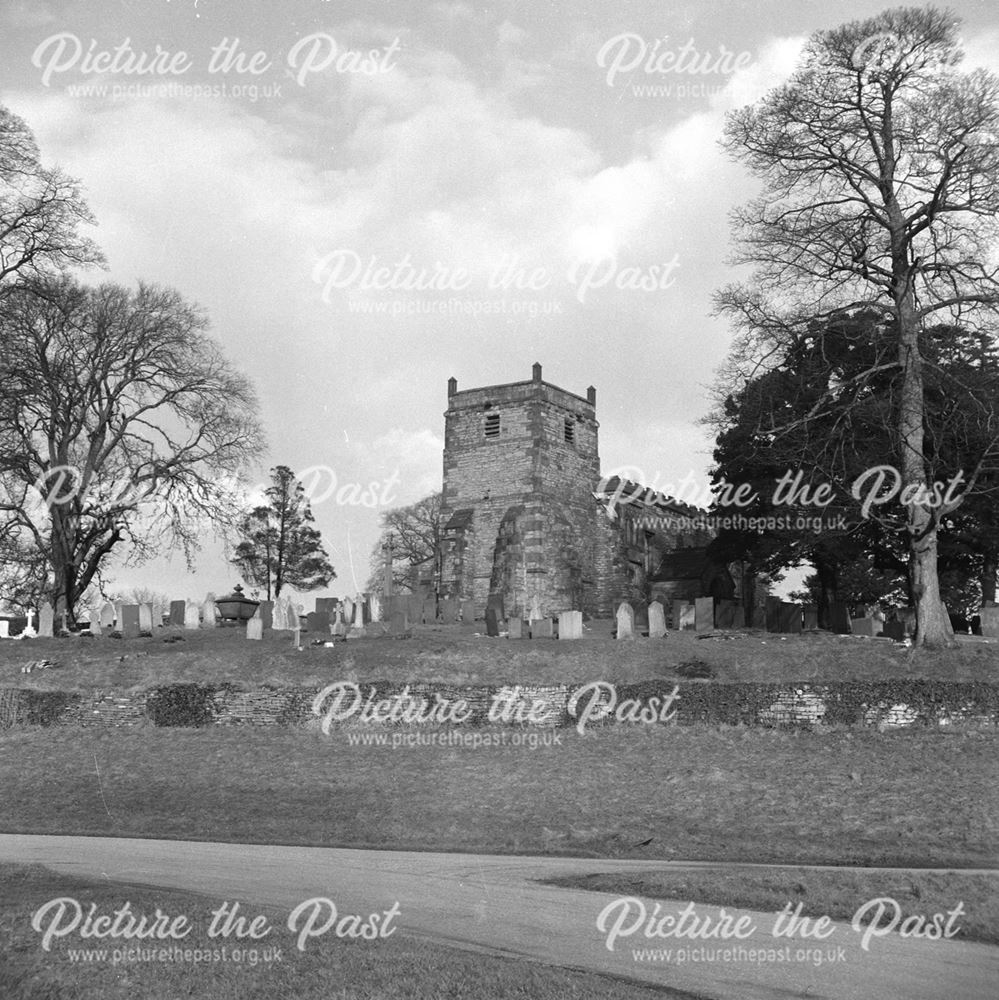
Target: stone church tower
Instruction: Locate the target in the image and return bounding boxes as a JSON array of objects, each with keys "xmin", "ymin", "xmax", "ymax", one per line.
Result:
[{"xmin": 437, "ymin": 363, "xmax": 605, "ymax": 617}]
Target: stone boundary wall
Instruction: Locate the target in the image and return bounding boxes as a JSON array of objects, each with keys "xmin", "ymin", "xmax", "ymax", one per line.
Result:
[{"xmin": 1, "ymin": 680, "xmax": 998, "ymax": 732}]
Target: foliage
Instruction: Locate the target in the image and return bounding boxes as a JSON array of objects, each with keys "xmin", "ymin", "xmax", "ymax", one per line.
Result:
[
  {"xmin": 366, "ymin": 492, "xmax": 442, "ymax": 593},
  {"xmin": 231, "ymin": 465, "xmax": 335, "ymax": 599},
  {"xmin": 716, "ymin": 7, "xmax": 999, "ymax": 645},
  {"xmin": 0, "ymin": 277, "xmax": 264, "ymax": 622}
]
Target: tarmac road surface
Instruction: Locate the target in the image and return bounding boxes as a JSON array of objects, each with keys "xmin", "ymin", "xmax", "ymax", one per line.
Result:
[{"xmin": 2, "ymin": 834, "xmax": 996, "ymax": 999}]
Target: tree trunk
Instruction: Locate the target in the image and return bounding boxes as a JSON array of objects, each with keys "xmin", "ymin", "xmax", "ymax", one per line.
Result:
[
  {"xmin": 814, "ymin": 559, "xmax": 838, "ymax": 631},
  {"xmin": 896, "ymin": 287, "xmax": 955, "ymax": 647}
]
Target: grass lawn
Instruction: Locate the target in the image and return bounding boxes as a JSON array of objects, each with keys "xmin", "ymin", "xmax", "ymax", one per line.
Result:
[
  {"xmin": 2, "ymin": 622, "xmax": 999, "ymax": 692},
  {"xmin": 0, "ymin": 863, "xmax": 682, "ymax": 1000},
  {"xmin": 545, "ymin": 866, "xmax": 999, "ymax": 945},
  {"xmin": 1, "ymin": 724, "xmax": 995, "ymax": 868}
]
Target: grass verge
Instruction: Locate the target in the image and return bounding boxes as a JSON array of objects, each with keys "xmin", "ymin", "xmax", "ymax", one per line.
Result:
[
  {"xmin": 1, "ymin": 724, "xmax": 996, "ymax": 867},
  {"xmin": 0, "ymin": 862, "xmax": 684, "ymax": 1000},
  {"xmin": 544, "ymin": 866, "xmax": 999, "ymax": 945}
]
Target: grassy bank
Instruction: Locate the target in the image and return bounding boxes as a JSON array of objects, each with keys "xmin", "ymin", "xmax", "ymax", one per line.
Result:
[
  {"xmin": 545, "ymin": 866, "xmax": 999, "ymax": 945},
  {"xmin": 0, "ymin": 863, "xmax": 678, "ymax": 1000},
  {"xmin": 1, "ymin": 725, "xmax": 995, "ymax": 867},
  {"xmin": 2, "ymin": 623, "xmax": 999, "ymax": 693}
]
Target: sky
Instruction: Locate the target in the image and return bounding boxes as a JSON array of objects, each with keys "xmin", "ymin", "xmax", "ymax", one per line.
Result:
[{"xmin": 2, "ymin": 0, "xmax": 998, "ymax": 604}]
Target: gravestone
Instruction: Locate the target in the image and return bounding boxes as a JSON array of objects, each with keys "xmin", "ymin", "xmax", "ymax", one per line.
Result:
[
  {"xmin": 440, "ymin": 599, "xmax": 458, "ymax": 625},
  {"xmin": 558, "ymin": 610, "xmax": 583, "ymax": 640},
  {"xmin": 246, "ymin": 615, "xmax": 263, "ymax": 640},
  {"xmin": 648, "ymin": 602, "xmax": 667, "ymax": 638},
  {"xmin": 138, "ymin": 604, "xmax": 153, "ymax": 634},
  {"xmin": 882, "ymin": 620, "xmax": 905, "ymax": 641},
  {"xmin": 306, "ymin": 611, "xmax": 330, "ymax": 634},
  {"xmin": 387, "ymin": 609, "xmax": 409, "ymax": 635},
  {"xmin": 779, "ymin": 602, "xmax": 802, "ymax": 634},
  {"xmin": 170, "ymin": 600, "xmax": 186, "ymax": 627},
  {"xmin": 679, "ymin": 604, "xmax": 696, "ymax": 630},
  {"xmin": 671, "ymin": 600, "xmax": 686, "ymax": 630},
  {"xmin": 271, "ymin": 598, "xmax": 288, "ymax": 631},
  {"xmin": 532, "ymin": 617, "xmax": 554, "ymax": 639},
  {"xmin": 184, "ymin": 601, "xmax": 200, "ymax": 630},
  {"xmin": 201, "ymin": 601, "xmax": 216, "ymax": 628},
  {"xmin": 484, "ymin": 606, "xmax": 501, "ymax": 637},
  {"xmin": 803, "ymin": 605, "xmax": 819, "ymax": 631},
  {"xmin": 315, "ymin": 597, "xmax": 336, "ymax": 617},
  {"xmin": 22, "ymin": 611, "xmax": 36, "ymax": 638},
  {"xmin": 830, "ymin": 601, "xmax": 851, "ymax": 635},
  {"xmin": 88, "ymin": 609, "xmax": 102, "ymax": 637},
  {"xmin": 352, "ymin": 597, "xmax": 365, "ymax": 629},
  {"xmin": 152, "ymin": 602, "xmax": 167, "ymax": 628},
  {"xmin": 406, "ymin": 595, "xmax": 423, "ymax": 623},
  {"xmin": 331, "ymin": 606, "xmax": 346, "ymax": 636},
  {"xmin": 715, "ymin": 599, "xmax": 738, "ymax": 629},
  {"xmin": 121, "ymin": 605, "xmax": 140, "ymax": 639},
  {"xmin": 369, "ymin": 594, "xmax": 382, "ymax": 622},
  {"xmin": 342, "ymin": 598, "xmax": 354, "ymax": 624},
  {"xmin": 258, "ymin": 601, "xmax": 273, "ymax": 630},
  {"xmin": 616, "ymin": 602, "xmax": 635, "ymax": 639},
  {"xmin": 508, "ymin": 618, "xmax": 527, "ymax": 639},
  {"xmin": 38, "ymin": 603, "xmax": 54, "ymax": 638},
  {"xmin": 361, "ymin": 595, "xmax": 372, "ymax": 625},
  {"xmin": 978, "ymin": 605, "xmax": 999, "ymax": 638},
  {"xmin": 851, "ymin": 617, "xmax": 876, "ymax": 636},
  {"xmin": 694, "ymin": 597, "xmax": 714, "ymax": 633},
  {"xmin": 460, "ymin": 599, "xmax": 476, "ymax": 623},
  {"xmin": 765, "ymin": 596, "xmax": 782, "ymax": 632},
  {"xmin": 101, "ymin": 602, "xmax": 116, "ymax": 630}
]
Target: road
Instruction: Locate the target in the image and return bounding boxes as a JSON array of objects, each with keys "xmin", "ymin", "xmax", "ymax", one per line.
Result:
[{"xmin": 2, "ymin": 834, "xmax": 996, "ymax": 999}]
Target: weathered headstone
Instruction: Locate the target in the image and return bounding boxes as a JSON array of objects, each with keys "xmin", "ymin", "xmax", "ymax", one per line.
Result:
[
  {"xmin": 850, "ymin": 617, "xmax": 876, "ymax": 636},
  {"xmin": 648, "ymin": 602, "xmax": 667, "ymax": 638},
  {"xmin": 531, "ymin": 617, "xmax": 554, "ymax": 639},
  {"xmin": 258, "ymin": 601, "xmax": 273, "ymax": 630},
  {"xmin": 460, "ymin": 598, "xmax": 476, "ymax": 623},
  {"xmin": 306, "ymin": 611, "xmax": 330, "ymax": 634},
  {"xmin": 765, "ymin": 596, "xmax": 782, "ymax": 632},
  {"xmin": 715, "ymin": 599, "xmax": 738, "ymax": 629},
  {"xmin": 694, "ymin": 597, "xmax": 714, "ymax": 633},
  {"xmin": 387, "ymin": 609, "xmax": 409, "ymax": 635},
  {"xmin": 315, "ymin": 597, "xmax": 336, "ymax": 617},
  {"xmin": 352, "ymin": 597, "xmax": 365, "ymax": 629},
  {"xmin": 616, "ymin": 601, "xmax": 635, "ymax": 639},
  {"xmin": 830, "ymin": 601, "xmax": 851, "ymax": 634},
  {"xmin": 508, "ymin": 618, "xmax": 526, "ymax": 639},
  {"xmin": 671, "ymin": 600, "xmax": 686, "ymax": 630},
  {"xmin": 331, "ymin": 606, "xmax": 346, "ymax": 636},
  {"xmin": 484, "ymin": 606, "xmax": 501, "ymax": 637},
  {"xmin": 121, "ymin": 604, "xmax": 140, "ymax": 639},
  {"xmin": 679, "ymin": 604, "xmax": 696, "ymax": 630},
  {"xmin": 88, "ymin": 609, "xmax": 102, "ymax": 637},
  {"xmin": 201, "ymin": 600, "xmax": 217, "ymax": 628},
  {"xmin": 100, "ymin": 602, "xmax": 115, "ymax": 630},
  {"xmin": 978, "ymin": 605, "xmax": 999, "ymax": 638},
  {"xmin": 369, "ymin": 593, "xmax": 382, "ymax": 622},
  {"xmin": 882, "ymin": 620, "xmax": 905, "ymax": 641},
  {"xmin": 803, "ymin": 605, "xmax": 819, "ymax": 631},
  {"xmin": 138, "ymin": 603, "xmax": 153, "ymax": 634},
  {"xmin": 271, "ymin": 598, "xmax": 288, "ymax": 631},
  {"xmin": 246, "ymin": 614, "xmax": 263, "ymax": 640},
  {"xmin": 558, "ymin": 610, "xmax": 583, "ymax": 640},
  {"xmin": 779, "ymin": 602, "xmax": 802, "ymax": 634},
  {"xmin": 170, "ymin": 600, "xmax": 186, "ymax": 627},
  {"xmin": 440, "ymin": 599, "xmax": 458, "ymax": 625},
  {"xmin": 38, "ymin": 603, "xmax": 54, "ymax": 638},
  {"xmin": 184, "ymin": 601, "xmax": 200, "ymax": 630},
  {"xmin": 342, "ymin": 598, "xmax": 354, "ymax": 624}
]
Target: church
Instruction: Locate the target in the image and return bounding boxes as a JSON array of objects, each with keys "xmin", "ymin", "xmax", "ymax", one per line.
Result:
[{"xmin": 435, "ymin": 364, "xmax": 739, "ymax": 618}]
